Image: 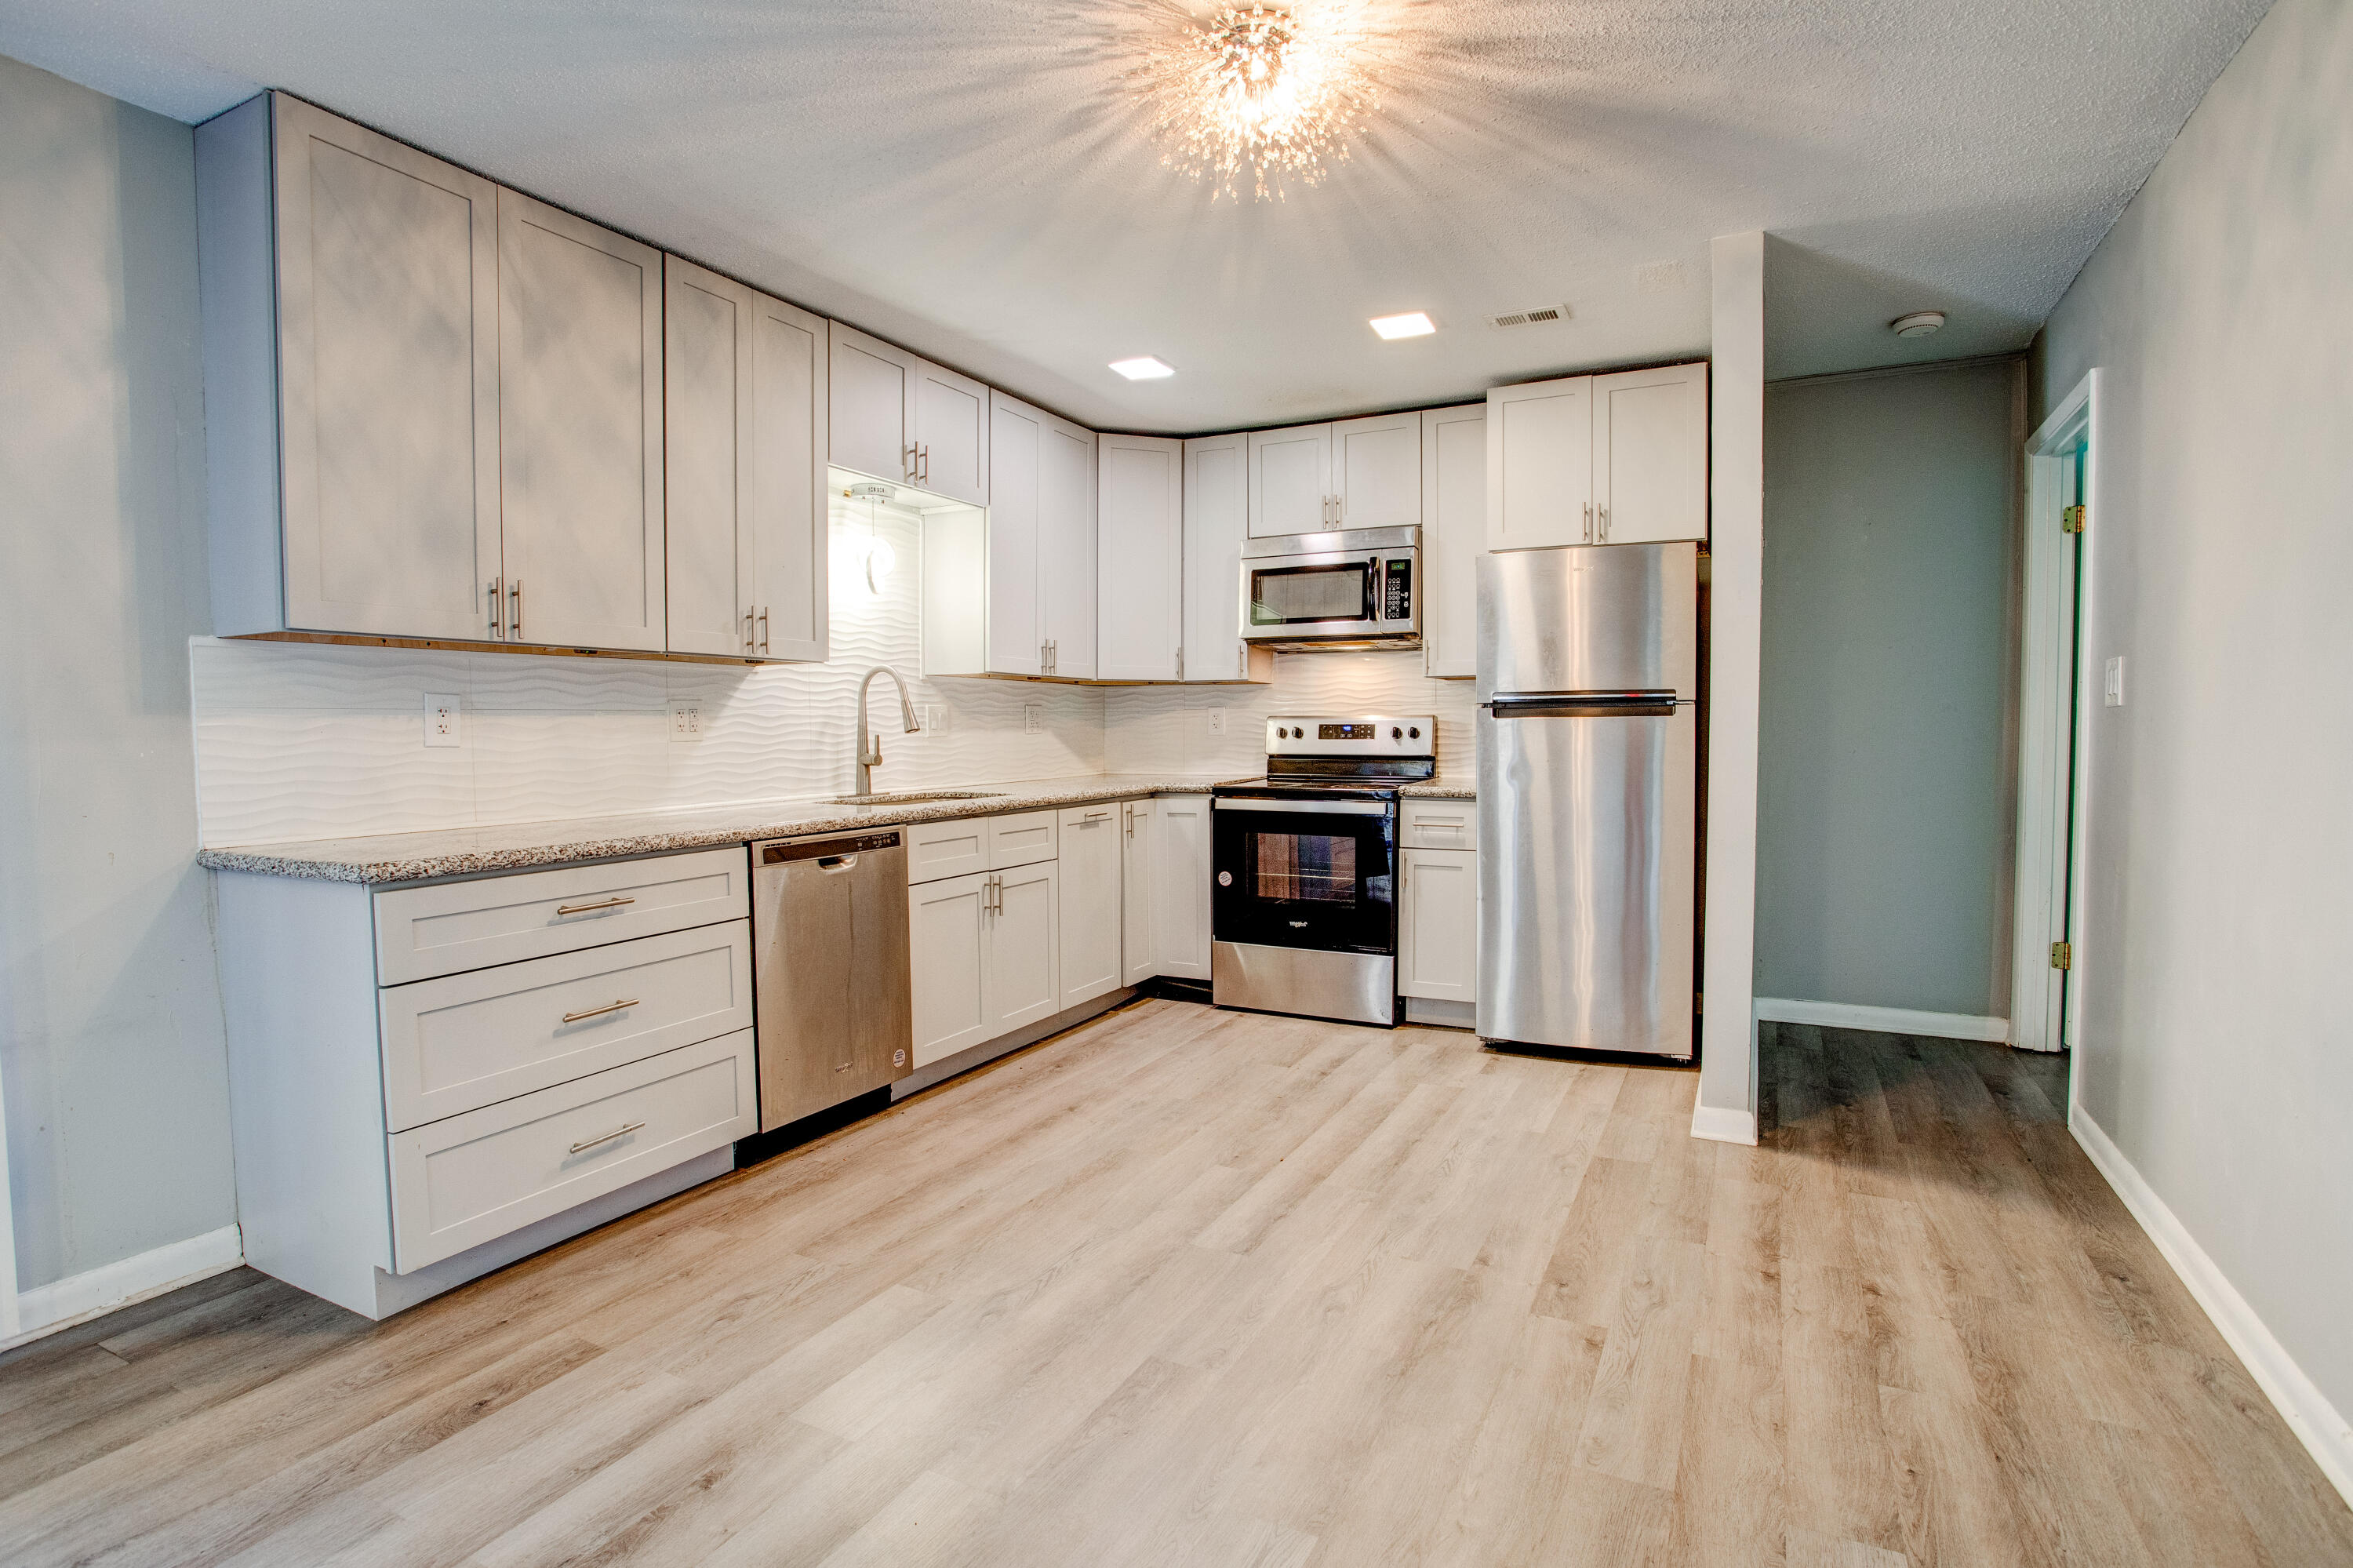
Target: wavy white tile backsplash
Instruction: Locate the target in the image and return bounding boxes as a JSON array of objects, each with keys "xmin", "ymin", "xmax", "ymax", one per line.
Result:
[
  {"xmin": 1102, "ymin": 652, "xmax": 1480, "ymax": 777},
  {"xmin": 190, "ymin": 494, "xmax": 1105, "ymax": 846}
]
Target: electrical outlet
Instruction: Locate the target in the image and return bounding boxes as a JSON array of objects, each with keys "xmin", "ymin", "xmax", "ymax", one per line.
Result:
[
  {"xmin": 667, "ymin": 699, "xmax": 705, "ymax": 741},
  {"xmin": 423, "ymin": 693, "xmax": 461, "ymax": 748},
  {"xmin": 1024, "ymin": 704, "xmax": 1042, "ymax": 735},
  {"xmin": 1207, "ymin": 706, "xmax": 1227, "ymax": 736}
]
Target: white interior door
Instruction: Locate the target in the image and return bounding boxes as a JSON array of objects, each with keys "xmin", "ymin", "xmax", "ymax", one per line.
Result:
[
  {"xmin": 1057, "ymin": 806, "xmax": 1124, "ymax": 1009},
  {"xmin": 1594, "ymin": 362, "xmax": 1709, "ymax": 544},
  {"xmin": 663, "ymin": 256, "xmax": 751, "ymax": 657},
  {"xmin": 496, "ymin": 190, "xmax": 665, "ymax": 652},
  {"xmin": 910, "ymin": 871, "xmax": 991, "ymax": 1068},
  {"xmin": 1096, "ymin": 435, "xmax": 1185, "ymax": 680},
  {"xmin": 1184, "ymin": 433, "xmax": 1250, "ymax": 682},
  {"xmin": 1122, "ymin": 800, "xmax": 1157, "ymax": 986},
  {"xmin": 987, "ymin": 393, "xmax": 1043, "ymax": 675},
  {"xmin": 1248, "ymin": 423, "xmax": 1333, "ymax": 537},
  {"xmin": 1152, "ymin": 795, "xmax": 1213, "ymax": 980},
  {"xmin": 1487, "ymin": 376, "xmax": 1592, "ymax": 551},
  {"xmin": 1037, "ymin": 414, "xmax": 1098, "ymax": 679},
  {"xmin": 1400, "ymin": 848, "xmax": 1478, "ymax": 1001},
  {"xmin": 915, "ymin": 361, "xmax": 990, "ymax": 505},
  {"xmin": 829, "ymin": 324, "xmax": 914, "ymax": 485},
  {"xmin": 987, "ymin": 862, "xmax": 1061, "ymax": 1035},
  {"xmin": 1420, "ymin": 404, "xmax": 1486, "ymax": 678},
  {"xmin": 747, "ymin": 292, "xmax": 829, "ymax": 661},
  {"xmin": 271, "ymin": 96, "xmax": 502, "ymax": 641},
  {"xmin": 1332, "ymin": 412, "xmax": 1420, "ymax": 530}
]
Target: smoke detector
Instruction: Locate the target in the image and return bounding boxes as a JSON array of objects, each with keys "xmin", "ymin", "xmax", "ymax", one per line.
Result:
[
  {"xmin": 1486, "ymin": 303, "xmax": 1572, "ymax": 330},
  {"xmin": 1890, "ymin": 311, "xmax": 1947, "ymax": 338}
]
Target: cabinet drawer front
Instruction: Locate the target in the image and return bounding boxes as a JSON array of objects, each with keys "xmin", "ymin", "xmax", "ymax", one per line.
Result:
[
  {"xmin": 380, "ymin": 922, "xmax": 752, "ymax": 1131},
  {"xmin": 1402, "ymin": 800, "xmax": 1478, "ymax": 851},
  {"xmin": 389, "ymin": 1029, "xmax": 753, "ymax": 1272},
  {"xmin": 907, "ymin": 817, "xmax": 990, "ymax": 885},
  {"xmin": 374, "ymin": 848, "xmax": 749, "ymax": 984},
  {"xmin": 986, "ymin": 809, "xmax": 1059, "ymax": 871}
]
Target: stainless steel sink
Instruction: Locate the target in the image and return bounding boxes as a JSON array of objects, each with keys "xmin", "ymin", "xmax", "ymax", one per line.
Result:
[{"xmin": 825, "ymin": 789, "xmax": 1007, "ymax": 806}]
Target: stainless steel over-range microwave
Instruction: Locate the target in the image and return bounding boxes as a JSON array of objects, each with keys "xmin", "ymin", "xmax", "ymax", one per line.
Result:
[{"xmin": 1238, "ymin": 526, "xmax": 1420, "ymax": 651}]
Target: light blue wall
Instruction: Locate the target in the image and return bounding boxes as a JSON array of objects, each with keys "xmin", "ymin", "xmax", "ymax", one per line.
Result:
[
  {"xmin": 0, "ymin": 53, "xmax": 239, "ymax": 1291},
  {"xmin": 1755, "ymin": 358, "xmax": 2022, "ymax": 1019}
]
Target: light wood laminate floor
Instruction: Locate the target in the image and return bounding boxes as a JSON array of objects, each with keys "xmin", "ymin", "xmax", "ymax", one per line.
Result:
[{"xmin": 2, "ymin": 1002, "xmax": 2348, "ymax": 1566}]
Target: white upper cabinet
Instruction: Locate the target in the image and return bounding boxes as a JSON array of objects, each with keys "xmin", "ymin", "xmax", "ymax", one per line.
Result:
[
  {"xmin": 1247, "ymin": 422, "xmax": 1333, "ymax": 537},
  {"xmin": 496, "ymin": 189, "xmax": 666, "ymax": 652},
  {"xmin": 664, "ymin": 257, "xmax": 826, "ymax": 661},
  {"xmin": 924, "ymin": 392, "xmax": 1094, "ymax": 679},
  {"xmin": 1097, "ymin": 435, "xmax": 1186, "ymax": 681},
  {"xmin": 1331, "ymin": 412, "xmax": 1421, "ymax": 530},
  {"xmin": 1487, "ymin": 375, "xmax": 1594, "ymax": 551},
  {"xmin": 1593, "ymin": 362, "xmax": 1709, "ymax": 544},
  {"xmin": 1037, "ymin": 414, "xmax": 1099, "ymax": 680},
  {"xmin": 198, "ymin": 93, "xmax": 504, "ymax": 641},
  {"xmin": 1420, "ymin": 404, "xmax": 1486, "ymax": 679},
  {"xmin": 984, "ymin": 393, "xmax": 1046, "ymax": 677},
  {"xmin": 827, "ymin": 323, "xmax": 988, "ymax": 505},
  {"xmin": 1182, "ymin": 434, "xmax": 1274, "ymax": 684},
  {"xmin": 914, "ymin": 362, "xmax": 990, "ymax": 506}
]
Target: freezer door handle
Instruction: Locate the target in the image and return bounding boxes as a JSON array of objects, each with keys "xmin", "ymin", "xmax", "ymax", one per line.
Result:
[{"xmin": 1483, "ymin": 691, "xmax": 1685, "ymax": 718}]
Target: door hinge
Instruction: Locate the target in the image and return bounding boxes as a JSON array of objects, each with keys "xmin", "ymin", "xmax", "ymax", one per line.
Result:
[
  {"xmin": 2062, "ymin": 505, "xmax": 2086, "ymax": 534},
  {"xmin": 2049, "ymin": 941, "xmax": 2072, "ymax": 970}
]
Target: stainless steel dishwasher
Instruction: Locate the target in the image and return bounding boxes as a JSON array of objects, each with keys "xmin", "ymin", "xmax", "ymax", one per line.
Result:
[{"xmin": 751, "ymin": 829, "xmax": 912, "ymax": 1131}]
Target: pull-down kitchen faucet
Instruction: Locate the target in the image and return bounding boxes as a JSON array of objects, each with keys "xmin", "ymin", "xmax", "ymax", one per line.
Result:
[{"xmin": 854, "ymin": 665, "xmax": 921, "ymax": 795}]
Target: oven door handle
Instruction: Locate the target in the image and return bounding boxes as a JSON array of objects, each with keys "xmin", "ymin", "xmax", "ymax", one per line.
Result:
[{"xmin": 1213, "ymin": 797, "xmax": 1391, "ymax": 817}]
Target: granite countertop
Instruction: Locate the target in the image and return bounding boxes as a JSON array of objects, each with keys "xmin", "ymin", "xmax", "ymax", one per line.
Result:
[
  {"xmin": 1399, "ymin": 777, "xmax": 1477, "ymax": 799},
  {"xmin": 195, "ymin": 773, "xmax": 1249, "ymax": 886}
]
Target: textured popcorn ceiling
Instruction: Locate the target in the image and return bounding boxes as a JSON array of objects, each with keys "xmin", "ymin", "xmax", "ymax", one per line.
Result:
[{"xmin": 0, "ymin": 0, "xmax": 2268, "ymax": 424}]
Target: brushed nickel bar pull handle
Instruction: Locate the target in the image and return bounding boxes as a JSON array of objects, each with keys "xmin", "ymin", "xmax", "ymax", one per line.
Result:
[
  {"xmin": 511, "ymin": 579, "xmax": 524, "ymax": 639},
  {"xmin": 744, "ymin": 608, "xmax": 757, "ymax": 652},
  {"xmin": 758, "ymin": 606, "xmax": 770, "ymax": 653},
  {"xmin": 1598, "ymin": 504, "xmax": 1609, "ymax": 542},
  {"xmin": 555, "ymin": 895, "xmax": 636, "ymax": 916},
  {"xmin": 569, "ymin": 1121, "xmax": 645, "ymax": 1155},
  {"xmin": 489, "ymin": 576, "xmax": 505, "ymax": 638},
  {"xmin": 561, "ymin": 997, "xmax": 640, "ymax": 1024}
]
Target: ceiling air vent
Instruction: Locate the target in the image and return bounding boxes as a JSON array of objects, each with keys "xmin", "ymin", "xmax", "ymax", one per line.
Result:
[{"xmin": 1486, "ymin": 304, "xmax": 1571, "ymax": 330}]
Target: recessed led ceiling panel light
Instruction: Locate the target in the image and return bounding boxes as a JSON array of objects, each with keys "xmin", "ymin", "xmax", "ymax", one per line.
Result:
[
  {"xmin": 1109, "ymin": 355, "xmax": 1176, "ymax": 380},
  {"xmin": 1369, "ymin": 311, "xmax": 1435, "ymax": 340}
]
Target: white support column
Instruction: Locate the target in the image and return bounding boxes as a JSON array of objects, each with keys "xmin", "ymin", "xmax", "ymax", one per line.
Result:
[{"xmin": 1693, "ymin": 231, "xmax": 1765, "ymax": 1145}]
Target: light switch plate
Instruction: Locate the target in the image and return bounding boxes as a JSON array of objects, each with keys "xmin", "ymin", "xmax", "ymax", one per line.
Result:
[
  {"xmin": 1024, "ymin": 704, "xmax": 1042, "ymax": 735},
  {"xmin": 1207, "ymin": 706, "xmax": 1227, "ymax": 736},
  {"xmin": 2104, "ymin": 656, "xmax": 2126, "ymax": 707},
  {"xmin": 929, "ymin": 704, "xmax": 951, "ymax": 734},
  {"xmin": 668, "ymin": 699, "xmax": 705, "ymax": 741},
  {"xmin": 423, "ymin": 693, "xmax": 461, "ymax": 748}
]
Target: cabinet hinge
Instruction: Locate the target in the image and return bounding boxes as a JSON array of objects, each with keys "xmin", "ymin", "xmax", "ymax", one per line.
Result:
[
  {"xmin": 2049, "ymin": 941, "xmax": 2072, "ymax": 970},
  {"xmin": 2062, "ymin": 505, "xmax": 2086, "ymax": 534}
]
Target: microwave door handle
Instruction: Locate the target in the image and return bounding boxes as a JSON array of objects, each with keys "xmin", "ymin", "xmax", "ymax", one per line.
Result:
[{"xmin": 1364, "ymin": 557, "xmax": 1378, "ymax": 624}]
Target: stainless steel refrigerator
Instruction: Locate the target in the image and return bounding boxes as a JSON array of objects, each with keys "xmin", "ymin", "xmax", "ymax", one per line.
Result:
[{"xmin": 1475, "ymin": 542, "xmax": 1698, "ymax": 1058}]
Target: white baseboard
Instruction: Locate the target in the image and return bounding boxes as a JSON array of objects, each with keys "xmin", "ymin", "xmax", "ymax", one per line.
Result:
[
  {"xmin": 1, "ymin": 1224, "xmax": 245, "ymax": 1354},
  {"xmin": 1753, "ymin": 996, "xmax": 2009, "ymax": 1044},
  {"xmin": 1689, "ymin": 1104, "xmax": 1758, "ymax": 1145},
  {"xmin": 2071, "ymin": 1109, "xmax": 2353, "ymax": 1508}
]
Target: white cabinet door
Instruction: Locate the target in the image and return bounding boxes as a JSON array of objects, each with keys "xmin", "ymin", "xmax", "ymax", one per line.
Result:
[
  {"xmin": 1057, "ymin": 806, "xmax": 1123, "ymax": 1010},
  {"xmin": 1248, "ymin": 422, "xmax": 1333, "ymax": 537},
  {"xmin": 829, "ymin": 323, "xmax": 915, "ymax": 485},
  {"xmin": 910, "ymin": 871, "xmax": 991, "ymax": 1067},
  {"xmin": 1487, "ymin": 375, "xmax": 1593, "ymax": 551},
  {"xmin": 1331, "ymin": 412, "xmax": 1420, "ymax": 530},
  {"xmin": 1420, "ymin": 404, "xmax": 1486, "ymax": 678},
  {"xmin": 1183, "ymin": 434, "xmax": 1272, "ymax": 684},
  {"xmin": 986, "ymin": 861, "xmax": 1061, "ymax": 1035},
  {"xmin": 1121, "ymin": 799, "xmax": 1157, "ymax": 986},
  {"xmin": 915, "ymin": 361, "xmax": 990, "ymax": 506},
  {"xmin": 266, "ymin": 95, "xmax": 503, "ymax": 642},
  {"xmin": 1594, "ymin": 362, "xmax": 1709, "ymax": 544},
  {"xmin": 747, "ymin": 292, "xmax": 830, "ymax": 661},
  {"xmin": 1097, "ymin": 435, "xmax": 1185, "ymax": 680},
  {"xmin": 986, "ymin": 392, "xmax": 1045, "ymax": 675},
  {"xmin": 1399, "ymin": 848, "xmax": 1478, "ymax": 1002},
  {"xmin": 1037, "ymin": 413, "xmax": 1099, "ymax": 680},
  {"xmin": 496, "ymin": 190, "xmax": 666, "ymax": 652},
  {"xmin": 663, "ymin": 257, "xmax": 754, "ymax": 657},
  {"xmin": 1152, "ymin": 795, "xmax": 1213, "ymax": 980}
]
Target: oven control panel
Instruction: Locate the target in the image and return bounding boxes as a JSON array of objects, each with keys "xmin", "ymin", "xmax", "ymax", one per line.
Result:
[{"xmin": 1265, "ymin": 715, "xmax": 1437, "ymax": 758}]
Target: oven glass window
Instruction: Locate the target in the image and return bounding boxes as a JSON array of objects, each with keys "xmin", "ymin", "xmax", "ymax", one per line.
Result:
[
  {"xmin": 1253, "ymin": 832, "xmax": 1358, "ymax": 902},
  {"xmin": 1249, "ymin": 562, "xmax": 1370, "ymax": 626}
]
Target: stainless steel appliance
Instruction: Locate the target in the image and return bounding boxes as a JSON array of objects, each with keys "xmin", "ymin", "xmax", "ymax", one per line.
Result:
[
  {"xmin": 1476, "ymin": 543, "xmax": 1698, "ymax": 1059},
  {"xmin": 1239, "ymin": 526, "xmax": 1420, "ymax": 650},
  {"xmin": 750, "ymin": 828, "xmax": 913, "ymax": 1130},
  {"xmin": 1211, "ymin": 715, "xmax": 1437, "ymax": 1026}
]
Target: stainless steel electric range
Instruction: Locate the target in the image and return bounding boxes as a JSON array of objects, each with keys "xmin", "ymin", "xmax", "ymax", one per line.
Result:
[{"xmin": 1210, "ymin": 714, "xmax": 1438, "ymax": 1028}]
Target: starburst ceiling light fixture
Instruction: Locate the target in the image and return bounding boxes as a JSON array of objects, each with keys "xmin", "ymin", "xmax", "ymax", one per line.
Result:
[{"xmin": 1140, "ymin": 2, "xmax": 1383, "ymax": 202}]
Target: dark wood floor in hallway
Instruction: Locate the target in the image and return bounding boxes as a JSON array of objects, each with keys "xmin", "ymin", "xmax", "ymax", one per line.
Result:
[{"xmin": 1, "ymin": 1001, "xmax": 2346, "ymax": 1566}]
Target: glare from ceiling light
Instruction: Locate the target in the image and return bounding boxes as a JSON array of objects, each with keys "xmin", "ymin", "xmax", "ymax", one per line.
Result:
[
  {"xmin": 1110, "ymin": 355, "xmax": 1176, "ymax": 380},
  {"xmin": 1369, "ymin": 311, "xmax": 1435, "ymax": 340},
  {"xmin": 1138, "ymin": 2, "xmax": 1384, "ymax": 202},
  {"xmin": 1890, "ymin": 311, "xmax": 1947, "ymax": 338}
]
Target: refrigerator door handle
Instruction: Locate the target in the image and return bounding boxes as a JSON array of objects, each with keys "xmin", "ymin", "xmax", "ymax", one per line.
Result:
[{"xmin": 1483, "ymin": 691, "xmax": 1684, "ymax": 718}]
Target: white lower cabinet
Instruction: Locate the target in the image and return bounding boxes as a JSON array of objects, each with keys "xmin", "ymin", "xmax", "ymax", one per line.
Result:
[
  {"xmin": 907, "ymin": 860, "xmax": 1062, "ymax": 1068},
  {"xmin": 1400, "ymin": 847, "xmax": 1478, "ymax": 1002},
  {"xmin": 988, "ymin": 861, "xmax": 1062, "ymax": 1035},
  {"xmin": 1058, "ymin": 805, "xmax": 1124, "ymax": 1010},
  {"xmin": 1122, "ymin": 799, "xmax": 1158, "ymax": 986},
  {"xmin": 1153, "ymin": 795, "xmax": 1213, "ymax": 981}
]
